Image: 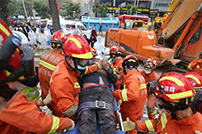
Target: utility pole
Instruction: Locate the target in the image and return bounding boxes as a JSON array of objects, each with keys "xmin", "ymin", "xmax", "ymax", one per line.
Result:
[
  {"xmin": 134, "ymin": 0, "xmax": 136, "ymax": 6},
  {"xmin": 113, "ymin": 0, "xmax": 116, "ymax": 17},
  {"xmin": 21, "ymin": 0, "xmax": 28, "ymax": 21},
  {"xmin": 48, "ymin": 0, "xmax": 60, "ymax": 32}
]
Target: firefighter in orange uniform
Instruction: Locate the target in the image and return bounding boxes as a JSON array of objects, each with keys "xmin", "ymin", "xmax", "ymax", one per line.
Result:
[
  {"xmin": 0, "ymin": 21, "xmax": 75, "ymax": 133},
  {"xmin": 37, "ymin": 30, "xmax": 70, "ymax": 108},
  {"xmin": 184, "ymin": 72, "xmax": 202, "ymax": 114},
  {"xmin": 140, "ymin": 58, "xmax": 159, "ymax": 119},
  {"xmin": 113, "ymin": 55, "xmax": 147, "ymax": 134},
  {"xmin": 123, "ymin": 72, "xmax": 202, "ymax": 134},
  {"xmin": 109, "ymin": 45, "xmax": 124, "ymax": 89},
  {"xmin": 49, "ymin": 35, "xmax": 99, "ymax": 118},
  {"xmin": 0, "ymin": 92, "xmax": 75, "ymax": 134},
  {"xmin": 37, "ymin": 30, "xmax": 71, "ymax": 117},
  {"xmin": 187, "ymin": 52, "xmax": 202, "ymax": 76}
]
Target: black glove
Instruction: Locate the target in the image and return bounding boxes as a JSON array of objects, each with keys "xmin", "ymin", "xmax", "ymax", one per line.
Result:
[{"xmin": 191, "ymin": 89, "xmax": 202, "ymax": 112}]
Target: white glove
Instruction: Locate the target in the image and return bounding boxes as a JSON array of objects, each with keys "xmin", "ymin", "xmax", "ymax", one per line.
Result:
[
  {"xmin": 195, "ymin": 130, "xmax": 202, "ymax": 134},
  {"xmin": 67, "ymin": 119, "xmax": 75, "ymax": 131}
]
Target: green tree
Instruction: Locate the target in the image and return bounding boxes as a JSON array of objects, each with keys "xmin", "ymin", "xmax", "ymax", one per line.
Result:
[
  {"xmin": 93, "ymin": 3, "xmax": 108, "ymax": 17},
  {"xmin": 33, "ymin": 0, "xmax": 50, "ymax": 19},
  {"xmin": 126, "ymin": 4, "xmax": 138, "ymax": 15},
  {"xmin": 15, "ymin": 0, "xmax": 33, "ymax": 19},
  {"xmin": 60, "ymin": 1, "xmax": 81, "ymax": 19},
  {"xmin": 0, "ymin": 0, "xmax": 11, "ymax": 24}
]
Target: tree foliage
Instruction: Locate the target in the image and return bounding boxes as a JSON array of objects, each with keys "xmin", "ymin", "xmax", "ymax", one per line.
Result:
[
  {"xmin": 126, "ymin": 4, "xmax": 138, "ymax": 15},
  {"xmin": 59, "ymin": 1, "xmax": 81, "ymax": 19},
  {"xmin": 93, "ymin": 3, "xmax": 108, "ymax": 17},
  {"xmin": 16, "ymin": 0, "xmax": 33, "ymax": 18},
  {"xmin": 0, "ymin": 0, "xmax": 11, "ymax": 24},
  {"xmin": 33, "ymin": 0, "xmax": 50, "ymax": 19}
]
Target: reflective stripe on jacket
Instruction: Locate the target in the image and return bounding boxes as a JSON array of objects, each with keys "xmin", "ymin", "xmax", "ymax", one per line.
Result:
[
  {"xmin": 113, "ymin": 69, "xmax": 147, "ymax": 121},
  {"xmin": 0, "ymin": 93, "xmax": 73, "ymax": 134},
  {"xmin": 136, "ymin": 112, "xmax": 202, "ymax": 134}
]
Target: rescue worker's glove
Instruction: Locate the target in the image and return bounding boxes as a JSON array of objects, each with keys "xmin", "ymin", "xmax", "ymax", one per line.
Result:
[
  {"xmin": 67, "ymin": 119, "xmax": 75, "ymax": 131},
  {"xmin": 191, "ymin": 89, "xmax": 202, "ymax": 113},
  {"xmin": 195, "ymin": 130, "xmax": 202, "ymax": 134},
  {"xmin": 120, "ymin": 83, "xmax": 124, "ymax": 90},
  {"xmin": 123, "ymin": 117, "xmax": 136, "ymax": 132}
]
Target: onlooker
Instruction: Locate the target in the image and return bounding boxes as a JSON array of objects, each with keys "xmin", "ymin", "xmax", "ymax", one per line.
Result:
[
  {"xmin": 28, "ymin": 28, "xmax": 37, "ymax": 48},
  {"xmin": 90, "ymin": 34, "xmax": 97, "ymax": 48},
  {"xmin": 91, "ymin": 26, "xmax": 97, "ymax": 38},
  {"xmin": 44, "ymin": 25, "xmax": 51, "ymax": 46},
  {"xmin": 86, "ymin": 26, "xmax": 92, "ymax": 40},
  {"xmin": 36, "ymin": 25, "xmax": 41, "ymax": 45},
  {"xmin": 99, "ymin": 22, "xmax": 102, "ymax": 35}
]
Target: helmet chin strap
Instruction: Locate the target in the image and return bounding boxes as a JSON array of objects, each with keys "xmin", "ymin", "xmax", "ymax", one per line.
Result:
[
  {"xmin": 65, "ymin": 56, "xmax": 75, "ymax": 71},
  {"xmin": 65, "ymin": 56, "xmax": 86, "ymax": 72}
]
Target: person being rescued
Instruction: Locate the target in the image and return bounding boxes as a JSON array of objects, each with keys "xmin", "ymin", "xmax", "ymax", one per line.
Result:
[{"xmin": 77, "ymin": 48, "xmax": 118, "ymax": 134}]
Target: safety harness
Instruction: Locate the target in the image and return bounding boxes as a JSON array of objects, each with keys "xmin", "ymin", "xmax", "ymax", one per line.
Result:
[{"xmin": 77, "ymin": 100, "xmax": 113, "ymax": 117}]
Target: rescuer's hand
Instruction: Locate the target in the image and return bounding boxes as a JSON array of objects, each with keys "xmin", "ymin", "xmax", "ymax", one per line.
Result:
[
  {"xmin": 123, "ymin": 117, "xmax": 136, "ymax": 132},
  {"xmin": 67, "ymin": 119, "xmax": 75, "ymax": 131},
  {"xmin": 101, "ymin": 59, "xmax": 109, "ymax": 70}
]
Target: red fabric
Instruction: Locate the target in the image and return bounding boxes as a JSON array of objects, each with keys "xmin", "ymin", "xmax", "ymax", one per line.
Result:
[
  {"xmin": 91, "ymin": 29, "xmax": 97, "ymax": 38},
  {"xmin": 137, "ymin": 112, "xmax": 202, "ymax": 134},
  {"xmin": 0, "ymin": 93, "xmax": 72, "ymax": 134}
]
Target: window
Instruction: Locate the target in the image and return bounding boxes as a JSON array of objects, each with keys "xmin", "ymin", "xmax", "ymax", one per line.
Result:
[
  {"xmin": 189, "ymin": 27, "xmax": 201, "ymax": 44},
  {"xmin": 139, "ymin": 1, "xmax": 151, "ymax": 9},
  {"xmin": 155, "ymin": 3, "xmax": 169, "ymax": 7}
]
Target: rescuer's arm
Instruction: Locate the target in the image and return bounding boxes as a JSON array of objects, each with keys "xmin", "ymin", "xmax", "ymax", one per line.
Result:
[
  {"xmin": 101, "ymin": 59, "xmax": 118, "ymax": 83},
  {"xmin": 123, "ymin": 116, "xmax": 158, "ymax": 133},
  {"xmin": 187, "ymin": 59, "xmax": 198, "ymax": 69},
  {"xmin": 0, "ymin": 93, "xmax": 75, "ymax": 133},
  {"xmin": 50, "ymin": 77, "xmax": 78, "ymax": 117},
  {"xmin": 113, "ymin": 78, "xmax": 140, "ymax": 101},
  {"xmin": 84, "ymin": 64, "xmax": 99, "ymax": 75}
]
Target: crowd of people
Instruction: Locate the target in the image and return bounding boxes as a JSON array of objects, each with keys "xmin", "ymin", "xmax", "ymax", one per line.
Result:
[{"xmin": 0, "ymin": 18, "xmax": 202, "ymax": 134}]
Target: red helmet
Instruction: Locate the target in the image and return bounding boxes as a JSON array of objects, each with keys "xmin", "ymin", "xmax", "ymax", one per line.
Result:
[
  {"xmin": 154, "ymin": 72, "xmax": 195, "ymax": 102},
  {"xmin": 63, "ymin": 35, "xmax": 93, "ymax": 59},
  {"xmin": 122, "ymin": 55, "xmax": 139, "ymax": 68},
  {"xmin": 90, "ymin": 47, "xmax": 97, "ymax": 57},
  {"xmin": 143, "ymin": 58, "xmax": 157, "ymax": 69},
  {"xmin": 110, "ymin": 45, "xmax": 122, "ymax": 55},
  {"xmin": 50, "ymin": 30, "xmax": 70, "ymax": 48},
  {"xmin": 184, "ymin": 72, "xmax": 202, "ymax": 90},
  {"xmin": 0, "ymin": 19, "xmax": 22, "ymax": 81}
]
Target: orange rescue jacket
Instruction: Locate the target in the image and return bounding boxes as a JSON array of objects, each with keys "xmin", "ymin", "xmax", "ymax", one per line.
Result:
[
  {"xmin": 113, "ymin": 69, "xmax": 147, "ymax": 121},
  {"xmin": 50, "ymin": 60, "xmax": 99, "ymax": 117},
  {"xmin": 0, "ymin": 93, "xmax": 73, "ymax": 134},
  {"xmin": 111, "ymin": 57, "xmax": 124, "ymax": 89},
  {"xmin": 136, "ymin": 112, "xmax": 202, "ymax": 134},
  {"xmin": 140, "ymin": 70, "xmax": 159, "ymax": 119},
  {"xmin": 187, "ymin": 59, "xmax": 202, "ymax": 76},
  {"xmin": 38, "ymin": 49, "xmax": 64, "ymax": 99}
]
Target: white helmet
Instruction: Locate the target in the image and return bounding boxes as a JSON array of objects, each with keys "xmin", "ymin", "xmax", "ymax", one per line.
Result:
[{"xmin": 12, "ymin": 31, "xmax": 33, "ymax": 48}]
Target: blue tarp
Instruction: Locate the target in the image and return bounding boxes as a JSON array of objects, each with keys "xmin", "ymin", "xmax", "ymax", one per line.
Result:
[{"xmin": 81, "ymin": 16, "xmax": 119, "ymax": 32}]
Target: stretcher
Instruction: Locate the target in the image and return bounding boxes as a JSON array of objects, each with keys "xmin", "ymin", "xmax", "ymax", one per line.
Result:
[{"xmin": 64, "ymin": 85, "xmax": 125, "ymax": 134}]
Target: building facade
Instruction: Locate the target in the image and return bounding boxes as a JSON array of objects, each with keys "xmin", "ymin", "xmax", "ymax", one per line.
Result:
[{"xmin": 98, "ymin": 0, "xmax": 172, "ymax": 17}]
